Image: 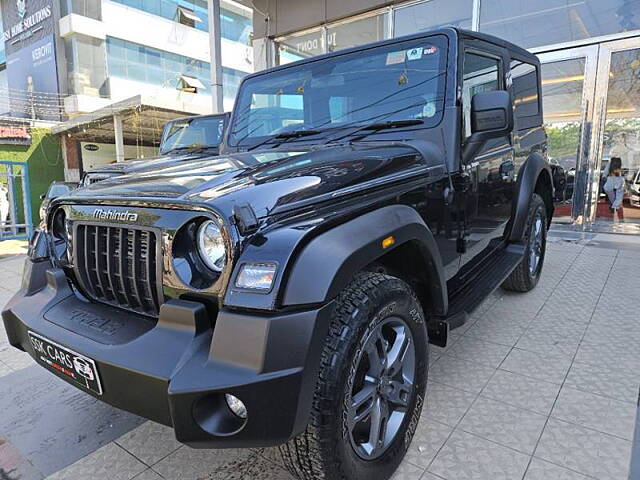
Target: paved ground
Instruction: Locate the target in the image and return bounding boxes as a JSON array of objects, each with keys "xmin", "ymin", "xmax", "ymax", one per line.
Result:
[{"xmin": 0, "ymin": 231, "xmax": 639, "ymax": 480}]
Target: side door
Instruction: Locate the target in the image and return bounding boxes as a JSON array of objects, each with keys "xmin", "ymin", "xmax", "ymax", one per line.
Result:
[{"xmin": 458, "ymin": 44, "xmax": 515, "ymax": 268}]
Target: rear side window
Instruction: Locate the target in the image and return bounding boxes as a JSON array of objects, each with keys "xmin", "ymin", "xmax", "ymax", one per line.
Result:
[
  {"xmin": 462, "ymin": 52, "xmax": 501, "ymax": 138},
  {"xmin": 510, "ymin": 59, "xmax": 540, "ymax": 129}
]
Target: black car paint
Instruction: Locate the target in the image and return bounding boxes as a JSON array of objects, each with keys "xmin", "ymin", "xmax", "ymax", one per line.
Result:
[{"xmin": 3, "ymin": 28, "xmax": 553, "ymax": 449}]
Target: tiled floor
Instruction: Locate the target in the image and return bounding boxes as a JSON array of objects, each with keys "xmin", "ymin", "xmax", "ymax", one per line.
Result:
[{"xmin": 0, "ymin": 232, "xmax": 639, "ymax": 480}]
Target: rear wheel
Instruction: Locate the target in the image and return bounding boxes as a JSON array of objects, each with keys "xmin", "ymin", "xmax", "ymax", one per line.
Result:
[
  {"xmin": 502, "ymin": 193, "xmax": 548, "ymax": 292},
  {"xmin": 280, "ymin": 272, "xmax": 428, "ymax": 480}
]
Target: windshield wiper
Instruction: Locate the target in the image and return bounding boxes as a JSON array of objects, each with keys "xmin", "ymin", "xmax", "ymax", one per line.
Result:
[
  {"xmin": 320, "ymin": 118, "xmax": 424, "ymax": 146},
  {"xmin": 247, "ymin": 128, "xmax": 323, "ymax": 152},
  {"xmin": 360, "ymin": 119, "xmax": 424, "ymax": 130},
  {"xmin": 166, "ymin": 145, "xmax": 217, "ymax": 155}
]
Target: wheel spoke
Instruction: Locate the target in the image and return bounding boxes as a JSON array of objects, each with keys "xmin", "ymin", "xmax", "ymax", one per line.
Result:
[
  {"xmin": 349, "ymin": 383, "xmax": 377, "ymax": 428},
  {"xmin": 365, "ymin": 397, "xmax": 389, "ymax": 456},
  {"xmin": 365, "ymin": 330, "xmax": 387, "ymax": 376},
  {"xmin": 386, "ymin": 327, "xmax": 410, "ymax": 377}
]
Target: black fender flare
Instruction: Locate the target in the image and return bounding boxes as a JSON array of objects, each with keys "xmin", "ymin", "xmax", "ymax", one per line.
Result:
[
  {"xmin": 508, "ymin": 152, "xmax": 554, "ymax": 242},
  {"xmin": 282, "ymin": 204, "xmax": 447, "ymax": 315}
]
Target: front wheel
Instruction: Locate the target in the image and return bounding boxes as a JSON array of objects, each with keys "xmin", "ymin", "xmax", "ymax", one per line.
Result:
[
  {"xmin": 502, "ymin": 193, "xmax": 548, "ymax": 292},
  {"xmin": 280, "ymin": 272, "xmax": 428, "ymax": 480}
]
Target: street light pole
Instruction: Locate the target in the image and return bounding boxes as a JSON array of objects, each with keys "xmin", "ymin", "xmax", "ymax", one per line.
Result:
[{"xmin": 207, "ymin": 0, "xmax": 224, "ymax": 113}]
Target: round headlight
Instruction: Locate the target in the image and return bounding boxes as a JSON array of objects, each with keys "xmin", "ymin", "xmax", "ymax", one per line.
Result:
[{"xmin": 197, "ymin": 220, "xmax": 226, "ymax": 272}]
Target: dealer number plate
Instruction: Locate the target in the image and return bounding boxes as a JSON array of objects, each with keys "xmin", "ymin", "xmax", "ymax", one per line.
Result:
[{"xmin": 28, "ymin": 331, "xmax": 103, "ymax": 395}]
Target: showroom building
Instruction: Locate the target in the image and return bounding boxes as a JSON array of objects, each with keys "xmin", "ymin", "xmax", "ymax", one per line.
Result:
[
  {"xmin": 0, "ymin": 0, "xmax": 254, "ymax": 179},
  {"xmin": 250, "ymin": 0, "xmax": 640, "ymax": 231}
]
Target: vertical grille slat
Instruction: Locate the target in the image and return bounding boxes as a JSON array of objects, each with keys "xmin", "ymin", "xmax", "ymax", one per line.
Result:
[
  {"xmin": 130, "ymin": 229, "xmax": 144, "ymax": 310},
  {"xmin": 75, "ymin": 224, "xmax": 160, "ymax": 316},
  {"xmin": 144, "ymin": 231, "xmax": 159, "ymax": 309},
  {"xmin": 93, "ymin": 225, "xmax": 107, "ymax": 299}
]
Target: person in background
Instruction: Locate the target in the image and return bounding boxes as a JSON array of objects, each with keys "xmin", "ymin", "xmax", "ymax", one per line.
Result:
[{"xmin": 603, "ymin": 156, "xmax": 625, "ymax": 215}]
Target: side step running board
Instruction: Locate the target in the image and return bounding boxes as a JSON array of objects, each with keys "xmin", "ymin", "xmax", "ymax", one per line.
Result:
[{"xmin": 428, "ymin": 244, "xmax": 525, "ymax": 348}]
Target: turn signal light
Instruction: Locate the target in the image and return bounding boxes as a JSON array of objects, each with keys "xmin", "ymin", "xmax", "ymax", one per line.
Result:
[{"xmin": 235, "ymin": 263, "xmax": 277, "ymax": 291}]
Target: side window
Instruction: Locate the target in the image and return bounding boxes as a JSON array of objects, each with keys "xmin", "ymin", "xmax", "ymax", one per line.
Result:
[
  {"xmin": 462, "ymin": 52, "xmax": 501, "ymax": 138},
  {"xmin": 510, "ymin": 59, "xmax": 540, "ymax": 129}
]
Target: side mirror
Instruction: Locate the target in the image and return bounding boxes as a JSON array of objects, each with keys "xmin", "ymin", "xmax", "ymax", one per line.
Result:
[
  {"xmin": 462, "ymin": 90, "xmax": 513, "ymax": 164},
  {"xmin": 39, "ymin": 193, "xmax": 46, "ymax": 200}
]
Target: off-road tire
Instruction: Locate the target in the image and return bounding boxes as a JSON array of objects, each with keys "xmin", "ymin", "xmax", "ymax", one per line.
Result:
[
  {"xmin": 502, "ymin": 193, "xmax": 548, "ymax": 292},
  {"xmin": 279, "ymin": 272, "xmax": 428, "ymax": 480}
]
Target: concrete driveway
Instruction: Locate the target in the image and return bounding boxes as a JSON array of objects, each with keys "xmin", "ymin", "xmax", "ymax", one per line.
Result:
[{"xmin": 0, "ymin": 231, "xmax": 639, "ymax": 480}]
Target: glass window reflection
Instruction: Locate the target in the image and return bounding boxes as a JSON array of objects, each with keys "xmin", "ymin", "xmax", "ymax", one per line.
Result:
[
  {"xmin": 394, "ymin": 0, "xmax": 473, "ymax": 37},
  {"xmin": 480, "ymin": 0, "xmax": 640, "ymax": 49}
]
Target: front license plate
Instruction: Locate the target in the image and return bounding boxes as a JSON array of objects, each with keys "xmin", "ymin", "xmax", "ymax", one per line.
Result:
[{"xmin": 28, "ymin": 331, "xmax": 103, "ymax": 395}]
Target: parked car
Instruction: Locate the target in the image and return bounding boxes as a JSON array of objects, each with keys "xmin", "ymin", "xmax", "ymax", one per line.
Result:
[
  {"xmin": 38, "ymin": 181, "xmax": 77, "ymax": 221},
  {"xmin": 4, "ymin": 28, "xmax": 553, "ymax": 480},
  {"xmin": 81, "ymin": 112, "xmax": 230, "ymax": 185}
]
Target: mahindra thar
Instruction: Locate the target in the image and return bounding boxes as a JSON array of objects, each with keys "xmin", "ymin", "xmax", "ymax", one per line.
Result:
[{"xmin": 3, "ymin": 28, "xmax": 553, "ymax": 480}]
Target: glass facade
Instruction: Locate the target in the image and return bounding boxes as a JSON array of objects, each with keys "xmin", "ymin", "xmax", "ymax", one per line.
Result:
[
  {"xmin": 277, "ymin": 28, "xmax": 326, "ymax": 64},
  {"xmin": 596, "ymin": 48, "xmax": 640, "ymax": 223},
  {"xmin": 65, "ymin": 35, "xmax": 109, "ymax": 96},
  {"xmin": 61, "ymin": 0, "xmax": 102, "ymax": 20},
  {"xmin": 0, "ymin": 7, "xmax": 5, "ymax": 66},
  {"xmin": 107, "ymin": 37, "xmax": 210, "ymax": 90},
  {"xmin": 394, "ymin": 0, "xmax": 472, "ymax": 36},
  {"xmin": 106, "ymin": 37, "xmax": 246, "ymax": 105},
  {"xmin": 479, "ymin": 0, "xmax": 640, "ymax": 49},
  {"xmin": 326, "ymin": 12, "xmax": 388, "ymax": 52},
  {"xmin": 111, "ymin": 0, "xmax": 253, "ymax": 43}
]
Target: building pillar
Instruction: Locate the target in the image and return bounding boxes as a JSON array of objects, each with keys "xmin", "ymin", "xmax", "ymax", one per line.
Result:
[
  {"xmin": 114, "ymin": 114, "xmax": 125, "ymax": 162},
  {"xmin": 207, "ymin": 0, "xmax": 224, "ymax": 113}
]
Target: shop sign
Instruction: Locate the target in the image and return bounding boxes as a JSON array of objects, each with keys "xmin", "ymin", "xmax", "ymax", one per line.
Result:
[
  {"xmin": 1, "ymin": 0, "xmax": 55, "ymax": 53},
  {"xmin": 0, "ymin": 123, "xmax": 32, "ymax": 146}
]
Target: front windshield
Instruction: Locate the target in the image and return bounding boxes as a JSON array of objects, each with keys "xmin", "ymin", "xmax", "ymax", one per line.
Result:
[
  {"xmin": 229, "ymin": 35, "xmax": 448, "ymax": 147},
  {"xmin": 160, "ymin": 116, "xmax": 226, "ymax": 154}
]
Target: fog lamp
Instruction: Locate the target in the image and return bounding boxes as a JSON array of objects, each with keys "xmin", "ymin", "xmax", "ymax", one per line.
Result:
[
  {"xmin": 235, "ymin": 263, "xmax": 277, "ymax": 291},
  {"xmin": 225, "ymin": 394, "xmax": 247, "ymax": 419}
]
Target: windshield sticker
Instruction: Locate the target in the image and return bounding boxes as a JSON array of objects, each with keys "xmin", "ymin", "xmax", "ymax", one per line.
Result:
[
  {"xmin": 386, "ymin": 51, "xmax": 405, "ymax": 65},
  {"xmin": 423, "ymin": 45, "xmax": 438, "ymax": 55},
  {"xmin": 406, "ymin": 48, "xmax": 423, "ymax": 61}
]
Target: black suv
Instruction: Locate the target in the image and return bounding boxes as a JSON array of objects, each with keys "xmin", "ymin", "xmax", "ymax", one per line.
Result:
[
  {"xmin": 3, "ymin": 28, "xmax": 553, "ymax": 480},
  {"xmin": 81, "ymin": 112, "xmax": 230, "ymax": 186}
]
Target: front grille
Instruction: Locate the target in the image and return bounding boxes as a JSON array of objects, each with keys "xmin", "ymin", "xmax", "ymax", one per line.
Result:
[{"xmin": 74, "ymin": 224, "xmax": 161, "ymax": 316}]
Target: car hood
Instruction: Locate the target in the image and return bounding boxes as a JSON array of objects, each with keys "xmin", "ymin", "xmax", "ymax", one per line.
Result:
[
  {"xmin": 69, "ymin": 143, "xmax": 426, "ymax": 219},
  {"xmin": 86, "ymin": 149, "xmax": 219, "ymax": 175}
]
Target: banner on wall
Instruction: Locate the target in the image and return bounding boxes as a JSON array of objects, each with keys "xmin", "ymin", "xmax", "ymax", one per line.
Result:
[
  {"xmin": 1, "ymin": 0, "xmax": 60, "ymax": 120},
  {"xmin": 5, "ymin": 33, "xmax": 60, "ymax": 120}
]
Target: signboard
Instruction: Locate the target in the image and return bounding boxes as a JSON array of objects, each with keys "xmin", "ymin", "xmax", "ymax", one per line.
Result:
[
  {"xmin": 0, "ymin": 121, "xmax": 32, "ymax": 145},
  {"xmin": 1, "ymin": 0, "xmax": 55, "ymax": 55},
  {"xmin": 6, "ymin": 33, "xmax": 60, "ymax": 120}
]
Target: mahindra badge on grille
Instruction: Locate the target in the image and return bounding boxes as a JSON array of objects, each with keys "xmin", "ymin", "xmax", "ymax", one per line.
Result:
[{"xmin": 92, "ymin": 209, "xmax": 139, "ymax": 222}]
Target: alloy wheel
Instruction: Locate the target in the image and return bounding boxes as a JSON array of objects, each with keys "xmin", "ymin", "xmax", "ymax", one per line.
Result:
[{"xmin": 347, "ymin": 317, "xmax": 416, "ymax": 460}]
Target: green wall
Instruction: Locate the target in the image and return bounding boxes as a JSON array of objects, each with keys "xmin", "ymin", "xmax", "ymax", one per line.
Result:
[{"xmin": 0, "ymin": 128, "xmax": 64, "ymax": 227}]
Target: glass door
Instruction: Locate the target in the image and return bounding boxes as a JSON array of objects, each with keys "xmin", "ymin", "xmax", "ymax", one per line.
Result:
[
  {"xmin": 537, "ymin": 46, "xmax": 599, "ymax": 224},
  {"xmin": 590, "ymin": 38, "xmax": 640, "ymax": 233}
]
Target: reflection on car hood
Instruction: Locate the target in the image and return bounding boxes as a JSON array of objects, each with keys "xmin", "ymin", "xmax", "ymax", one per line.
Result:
[{"xmin": 69, "ymin": 144, "xmax": 425, "ymax": 219}]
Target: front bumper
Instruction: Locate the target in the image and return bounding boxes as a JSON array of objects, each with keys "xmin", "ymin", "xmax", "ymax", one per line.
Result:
[{"xmin": 2, "ymin": 258, "xmax": 333, "ymax": 448}]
